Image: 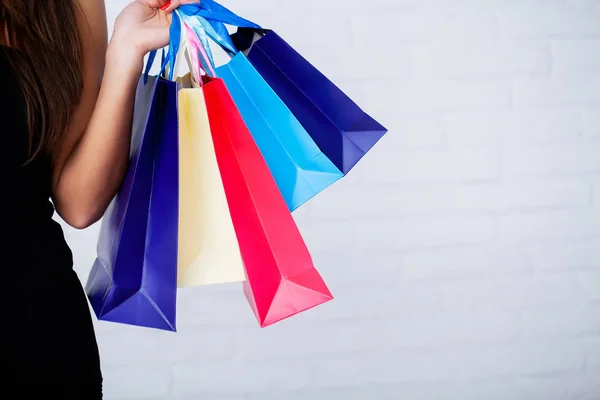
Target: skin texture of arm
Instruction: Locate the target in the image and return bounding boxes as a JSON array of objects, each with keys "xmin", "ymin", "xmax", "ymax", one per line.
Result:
[{"xmin": 51, "ymin": 0, "xmax": 191, "ymax": 229}]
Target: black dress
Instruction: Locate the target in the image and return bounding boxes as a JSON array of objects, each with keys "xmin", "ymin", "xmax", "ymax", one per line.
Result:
[{"xmin": 2, "ymin": 45, "xmax": 103, "ymax": 397}]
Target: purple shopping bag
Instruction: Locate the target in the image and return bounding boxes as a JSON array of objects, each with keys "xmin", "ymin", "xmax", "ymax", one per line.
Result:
[{"xmin": 85, "ymin": 75, "xmax": 179, "ymax": 331}]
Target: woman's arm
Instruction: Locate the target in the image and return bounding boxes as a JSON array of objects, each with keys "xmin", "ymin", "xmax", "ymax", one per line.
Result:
[{"xmin": 51, "ymin": 0, "xmax": 184, "ymax": 229}]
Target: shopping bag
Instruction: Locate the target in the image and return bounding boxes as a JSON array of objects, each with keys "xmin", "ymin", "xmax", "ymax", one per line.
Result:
[
  {"xmin": 174, "ymin": 16, "xmax": 246, "ymax": 287},
  {"xmin": 168, "ymin": 11, "xmax": 332, "ymax": 326},
  {"xmin": 179, "ymin": 1, "xmax": 387, "ymax": 174},
  {"xmin": 177, "ymin": 77, "xmax": 246, "ymax": 287},
  {"xmin": 203, "ymin": 75, "xmax": 333, "ymax": 327},
  {"xmin": 85, "ymin": 74, "xmax": 179, "ymax": 331},
  {"xmin": 179, "ymin": 13, "xmax": 343, "ymax": 211},
  {"xmin": 135, "ymin": 15, "xmax": 246, "ymax": 289}
]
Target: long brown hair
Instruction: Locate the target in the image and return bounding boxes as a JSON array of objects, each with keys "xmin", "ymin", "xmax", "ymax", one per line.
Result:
[{"xmin": 1, "ymin": 1, "xmax": 84, "ymax": 162}]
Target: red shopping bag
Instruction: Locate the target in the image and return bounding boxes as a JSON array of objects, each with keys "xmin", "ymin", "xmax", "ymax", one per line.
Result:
[{"xmin": 203, "ymin": 77, "xmax": 333, "ymax": 327}]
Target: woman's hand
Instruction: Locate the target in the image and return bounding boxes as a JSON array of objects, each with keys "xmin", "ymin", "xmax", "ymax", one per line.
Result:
[
  {"xmin": 110, "ymin": 0, "xmax": 198, "ymax": 61},
  {"xmin": 52, "ymin": 0, "xmax": 201, "ymax": 228}
]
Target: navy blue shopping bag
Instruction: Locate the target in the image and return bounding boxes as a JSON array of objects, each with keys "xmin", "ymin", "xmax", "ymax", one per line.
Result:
[{"xmin": 178, "ymin": 1, "xmax": 387, "ymax": 174}]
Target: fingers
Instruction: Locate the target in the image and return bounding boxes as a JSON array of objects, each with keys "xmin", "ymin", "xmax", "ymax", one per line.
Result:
[
  {"xmin": 160, "ymin": 1, "xmax": 174, "ymax": 10},
  {"xmin": 161, "ymin": 0, "xmax": 201, "ymax": 12},
  {"xmin": 138, "ymin": 0, "xmax": 169, "ymax": 9},
  {"xmin": 137, "ymin": 0, "xmax": 200, "ymax": 13},
  {"xmin": 161, "ymin": 1, "xmax": 179, "ymax": 12}
]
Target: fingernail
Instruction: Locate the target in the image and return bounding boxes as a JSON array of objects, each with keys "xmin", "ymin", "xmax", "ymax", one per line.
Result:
[{"xmin": 160, "ymin": 1, "xmax": 172, "ymax": 10}]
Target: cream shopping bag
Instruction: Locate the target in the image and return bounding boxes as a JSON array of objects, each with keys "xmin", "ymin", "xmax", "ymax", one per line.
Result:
[{"xmin": 177, "ymin": 81, "xmax": 247, "ymax": 287}]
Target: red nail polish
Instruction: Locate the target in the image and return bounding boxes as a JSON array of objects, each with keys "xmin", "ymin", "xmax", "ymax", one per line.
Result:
[{"xmin": 160, "ymin": 1, "xmax": 172, "ymax": 10}]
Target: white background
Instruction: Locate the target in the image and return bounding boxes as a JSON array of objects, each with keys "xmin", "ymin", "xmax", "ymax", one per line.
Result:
[{"xmin": 61, "ymin": 0, "xmax": 600, "ymax": 398}]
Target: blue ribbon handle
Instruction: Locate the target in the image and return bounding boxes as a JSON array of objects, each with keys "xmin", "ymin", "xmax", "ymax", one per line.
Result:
[
  {"xmin": 179, "ymin": 3, "xmax": 261, "ymax": 29},
  {"xmin": 143, "ymin": 47, "xmax": 170, "ymax": 83},
  {"xmin": 178, "ymin": 12, "xmax": 242, "ymax": 71},
  {"xmin": 144, "ymin": 11, "xmax": 183, "ymax": 82},
  {"xmin": 143, "ymin": 2, "xmax": 261, "ymax": 82},
  {"xmin": 166, "ymin": 11, "xmax": 182, "ymax": 80},
  {"xmin": 176, "ymin": 11, "xmax": 224, "ymax": 70},
  {"xmin": 182, "ymin": 0, "xmax": 261, "ymax": 28},
  {"xmin": 178, "ymin": 2, "xmax": 261, "ymax": 54}
]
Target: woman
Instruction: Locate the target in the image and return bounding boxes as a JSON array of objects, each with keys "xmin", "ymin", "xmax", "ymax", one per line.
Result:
[{"xmin": 3, "ymin": 0, "xmax": 193, "ymax": 397}]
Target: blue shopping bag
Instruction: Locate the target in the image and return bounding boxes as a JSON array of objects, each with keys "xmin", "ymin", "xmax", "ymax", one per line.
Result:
[
  {"xmin": 178, "ymin": 1, "xmax": 387, "ymax": 174},
  {"xmin": 179, "ymin": 13, "xmax": 343, "ymax": 211},
  {"xmin": 85, "ymin": 74, "xmax": 179, "ymax": 331}
]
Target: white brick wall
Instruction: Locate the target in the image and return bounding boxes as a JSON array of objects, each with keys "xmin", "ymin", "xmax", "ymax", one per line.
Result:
[{"xmin": 59, "ymin": 0, "xmax": 600, "ymax": 398}]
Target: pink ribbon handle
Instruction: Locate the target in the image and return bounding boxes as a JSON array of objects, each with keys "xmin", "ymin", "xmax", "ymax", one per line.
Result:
[{"xmin": 183, "ymin": 23, "xmax": 216, "ymax": 84}]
